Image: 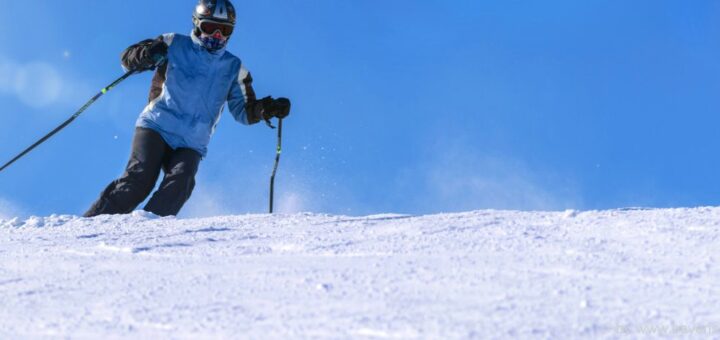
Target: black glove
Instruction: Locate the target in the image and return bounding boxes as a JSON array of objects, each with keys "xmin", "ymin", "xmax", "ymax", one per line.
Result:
[
  {"xmin": 272, "ymin": 98, "xmax": 291, "ymax": 119},
  {"xmin": 259, "ymin": 96, "xmax": 291, "ymax": 120},
  {"xmin": 140, "ymin": 40, "xmax": 168, "ymax": 70}
]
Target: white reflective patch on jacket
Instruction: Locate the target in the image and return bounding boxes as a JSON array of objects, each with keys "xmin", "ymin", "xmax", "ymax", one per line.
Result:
[
  {"xmin": 161, "ymin": 33, "xmax": 175, "ymax": 46},
  {"xmin": 238, "ymin": 66, "xmax": 249, "ymax": 103}
]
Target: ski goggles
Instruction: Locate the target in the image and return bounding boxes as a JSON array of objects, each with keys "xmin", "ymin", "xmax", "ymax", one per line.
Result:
[{"xmin": 198, "ymin": 20, "xmax": 234, "ymax": 37}]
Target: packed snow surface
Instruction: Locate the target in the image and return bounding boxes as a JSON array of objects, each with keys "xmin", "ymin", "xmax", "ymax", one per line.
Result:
[{"xmin": 1, "ymin": 208, "xmax": 720, "ymax": 338}]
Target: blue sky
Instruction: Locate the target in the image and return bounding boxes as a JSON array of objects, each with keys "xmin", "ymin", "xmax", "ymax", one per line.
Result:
[{"xmin": 1, "ymin": 0, "xmax": 720, "ymax": 218}]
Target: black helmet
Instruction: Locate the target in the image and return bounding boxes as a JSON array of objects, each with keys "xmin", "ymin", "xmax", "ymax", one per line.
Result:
[
  {"xmin": 193, "ymin": 0, "xmax": 236, "ymax": 26},
  {"xmin": 193, "ymin": 0, "xmax": 236, "ymax": 50}
]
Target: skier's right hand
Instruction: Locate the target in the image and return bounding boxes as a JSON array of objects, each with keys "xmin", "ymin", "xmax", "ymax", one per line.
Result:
[
  {"xmin": 122, "ymin": 38, "xmax": 167, "ymax": 72},
  {"xmin": 138, "ymin": 40, "xmax": 168, "ymax": 71},
  {"xmin": 122, "ymin": 38, "xmax": 168, "ymax": 72}
]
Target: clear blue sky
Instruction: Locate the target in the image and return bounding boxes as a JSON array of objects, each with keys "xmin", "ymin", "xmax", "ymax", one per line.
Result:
[{"xmin": 1, "ymin": 0, "xmax": 720, "ymax": 218}]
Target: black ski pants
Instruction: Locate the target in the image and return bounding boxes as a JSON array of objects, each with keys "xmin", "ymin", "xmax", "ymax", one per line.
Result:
[{"xmin": 84, "ymin": 127, "xmax": 201, "ymax": 217}]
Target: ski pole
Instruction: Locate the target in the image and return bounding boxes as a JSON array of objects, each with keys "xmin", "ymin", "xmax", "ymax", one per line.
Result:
[
  {"xmin": 269, "ymin": 118, "xmax": 284, "ymax": 213},
  {"xmin": 0, "ymin": 70, "xmax": 136, "ymax": 174}
]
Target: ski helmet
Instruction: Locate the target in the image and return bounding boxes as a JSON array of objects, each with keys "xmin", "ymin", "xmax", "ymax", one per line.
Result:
[{"xmin": 193, "ymin": 0, "xmax": 237, "ymax": 51}]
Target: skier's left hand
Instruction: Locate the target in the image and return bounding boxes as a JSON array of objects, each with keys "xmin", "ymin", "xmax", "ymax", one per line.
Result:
[
  {"xmin": 260, "ymin": 96, "xmax": 291, "ymax": 120},
  {"xmin": 271, "ymin": 98, "xmax": 291, "ymax": 119}
]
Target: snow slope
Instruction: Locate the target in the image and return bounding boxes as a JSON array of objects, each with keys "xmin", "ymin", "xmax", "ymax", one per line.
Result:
[{"xmin": 1, "ymin": 208, "xmax": 719, "ymax": 338}]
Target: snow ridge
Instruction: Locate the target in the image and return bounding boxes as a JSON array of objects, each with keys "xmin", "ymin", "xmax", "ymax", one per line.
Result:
[{"xmin": 1, "ymin": 208, "xmax": 720, "ymax": 338}]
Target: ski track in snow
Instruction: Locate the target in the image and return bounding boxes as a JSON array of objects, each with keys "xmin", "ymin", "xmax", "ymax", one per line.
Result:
[{"xmin": 1, "ymin": 208, "xmax": 720, "ymax": 338}]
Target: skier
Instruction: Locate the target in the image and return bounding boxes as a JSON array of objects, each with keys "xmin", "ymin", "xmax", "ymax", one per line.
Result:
[{"xmin": 84, "ymin": 0, "xmax": 290, "ymax": 217}]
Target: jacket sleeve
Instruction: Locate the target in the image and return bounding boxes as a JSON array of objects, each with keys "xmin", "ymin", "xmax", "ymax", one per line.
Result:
[
  {"xmin": 120, "ymin": 34, "xmax": 172, "ymax": 72},
  {"xmin": 227, "ymin": 65, "xmax": 264, "ymax": 125}
]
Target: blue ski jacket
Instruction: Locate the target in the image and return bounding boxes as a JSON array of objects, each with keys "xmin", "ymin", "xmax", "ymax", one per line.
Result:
[{"xmin": 121, "ymin": 33, "xmax": 261, "ymax": 158}]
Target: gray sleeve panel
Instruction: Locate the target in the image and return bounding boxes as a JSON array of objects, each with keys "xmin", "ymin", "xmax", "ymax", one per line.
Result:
[{"xmin": 227, "ymin": 64, "xmax": 262, "ymax": 125}]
